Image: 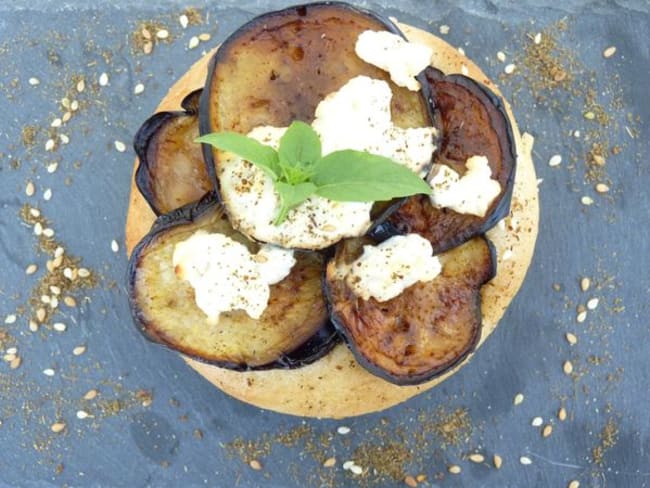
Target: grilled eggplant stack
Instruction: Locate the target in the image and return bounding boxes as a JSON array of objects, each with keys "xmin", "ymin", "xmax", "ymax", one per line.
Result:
[{"xmin": 125, "ymin": 2, "xmax": 539, "ymax": 418}]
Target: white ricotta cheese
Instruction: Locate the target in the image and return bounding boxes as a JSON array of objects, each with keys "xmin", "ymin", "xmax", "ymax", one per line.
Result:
[
  {"xmin": 218, "ymin": 76, "xmax": 436, "ymax": 249},
  {"xmin": 172, "ymin": 231, "xmax": 295, "ymax": 323},
  {"xmin": 355, "ymin": 30, "xmax": 433, "ymax": 91},
  {"xmin": 345, "ymin": 234, "xmax": 441, "ymax": 302},
  {"xmin": 428, "ymin": 155, "xmax": 501, "ymax": 217}
]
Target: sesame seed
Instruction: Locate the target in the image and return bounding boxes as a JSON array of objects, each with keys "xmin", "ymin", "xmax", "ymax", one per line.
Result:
[
  {"xmin": 198, "ymin": 33, "xmax": 211, "ymax": 42},
  {"xmin": 457, "ymin": 47, "xmax": 465, "ymax": 55},
  {"xmin": 549, "ymin": 154, "xmax": 562, "ymax": 167},
  {"xmin": 143, "ymin": 42, "xmax": 153, "ymax": 54},
  {"xmin": 73, "ymin": 345, "xmax": 86, "ymax": 356},
  {"xmin": 45, "ymin": 139, "xmax": 55, "ymax": 151},
  {"xmin": 343, "ymin": 461, "xmax": 355, "ymax": 470},
  {"xmin": 29, "ymin": 208, "xmax": 40, "ymax": 217},
  {"xmin": 29, "ymin": 321, "xmax": 38, "ymax": 332},
  {"xmin": 504, "ymin": 63, "xmax": 516, "ymax": 74},
  {"xmin": 179, "ymin": 14, "xmax": 189, "ymax": 29},
  {"xmin": 566, "ymin": 332, "xmax": 578, "ymax": 345},
  {"xmin": 581, "ymin": 196, "xmax": 594, "ymax": 205},
  {"xmin": 43, "ymin": 368, "xmax": 55, "ymax": 376},
  {"xmin": 602, "ymin": 46, "xmax": 616, "ymax": 58},
  {"xmin": 558, "ymin": 407, "xmax": 567, "ymax": 421},
  {"xmin": 25, "ymin": 181, "xmax": 35, "ymax": 196},
  {"xmin": 533, "ymin": 32, "xmax": 542, "ymax": 44},
  {"xmin": 323, "ymin": 457, "xmax": 336, "ymax": 467},
  {"xmin": 43, "ymin": 188, "xmax": 52, "ymax": 201},
  {"xmin": 520, "ymin": 456, "xmax": 532, "ymax": 465},
  {"xmin": 493, "ymin": 454, "xmax": 503, "ymax": 469},
  {"xmin": 531, "ymin": 417, "xmax": 543, "ymax": 427},
  {"xmin": 83, "ymin": 389, "xmax": 98, "ymax": 400},
  {"xmin": 114, "ymin": 140, "xmax": 127, "ymax": 153},
  {"xmin": 337, "ymin": 426, "xmax": 350, "ymax": 435},
  {"xmin": 29, "ymin": 77, "xmax": 40, "ymax": 86},
  {"xmin": 62, "ymin": 111, "xmax": 72, "ymax": 122},
  {"xmin": 448, "ymin": 464, "xmax": 461, "ymax": 474},
  {"xmin": 461, "ymin": 65, "xmax": 469, "ymax": 76},
  {"xmin": 587, "ymin": 298, "xmax": 599, "ymax": 310},
  {"xmin": 249, "ymin": 459, "xmax": 262, "ymax": 470},
  {"xmin": 50, "ymin": 296, "xmax": 59, "ymax": 309},
  {"xmin": 584, "ymin": 111, "xmax": 595, "ymax": 120},
  {"xmin": 50, "ymin": 285, "xmax": 61, "ymax": 295},
  {"xmin": 156, "ymin": 29, "xmax": 169, "ymax": 40},
  {"xmin": 576, "ymin": 311, "xmax": 587, "ymax": 323},
  {"xmin": 78, "ymin": 268, "xmax": 90, "ymax": 278},
  {"xmin": 70, "ymin": 100, "xmax": 79, "ymax": 112},
  {"xmin": 563, "ymin": 360, "xmax": 574, "ymax": 375},
  {"xmin": 10, "ymin": 356, "xmax": 21, "ymax": 369},
  {"xmin": 468, "ymin": 453, "xmax": 485, "ymax": 463},
  {"xmin": 34, "ymin": 222, "xmax": 43, "ymax": 235},
  {"xmin": 36, "ymin": 308, "xmax": 46, "ymax": 322},
  {"xmin": 542, "ymin": 424, "xmax": 553, "ymax": 438},
  {"xmin": 61, "ymin": 97, "xmax": 70, "ymax": 109},
  {"xmin": 497, "ymin": 51, "xmax": 506, "ymax": 62},
  {"xmin": 76, "ymin": 79, "xmax": 85, "ymax": 92},
  {"xmin": 63, "ymin": 296, "xmax": 77, "ymax": 307},
  {"xmin": 26, "ymin": 264, "xmax": 38, "ymax": 275},
  {"xmin": 4, "ymin": 314, "xmax": 17, "ymax": 324},
  {"xmin": 513, "ymin": 393, "xmax": 524, "ymax": 405},
  {"xmin": 439, "ymin": 25, "xmax": 450, "ymax": 35},
  {"xmin": 568, "ymin": 480, "xmax": 580, "ymax": 488},
  {"xmin": 53, "ymin": 322, "xmax": 67, "ymax": 332},
  {"xmin": 141, "ymin": 27, "xmax": 151, "ymax": 39},
  {"xmin": 5, "ymin": 347, "xmax": 17, "ymax": 355},
  {"xmin": 188, "ymin": 36, "xmax": 200, "ymax": 49},
  {"xmin": 47, "ymin": 162, "xmax": 59, "ymax": 173},
  {"xmin": 51, "ymin": 422, "xmax": 66, "ymax": 433},
  {"xmin": 3, "ymin": 353, "xmax": 16, "ymax": 362},
  {"xmin": 59, "ymin": 134, "xmax": 69, "ymax": 145},
  {"xmin": 134, "ymin": 83, "xmax": 145, "ymax": 95},
  {"xmin": 99, "ymin": 72, "xmax": 109, "ymax": 86},
  {"xmin": 76, "ymin": 410, "xmax": 90, "ymax": 419},
  {"xmin": 350, "ymin": 465, "xmax": 363, "ymax": 475},
  {"xmin": 43, "ymin": 228, "xmax": 54, "ymax": 238},
  {"xmin": 404, "ymin": 475, "xmax": 417, "ymax": 487},
  {"xmin": 595, "ymin": 183, "xmax": 610, "ymax": 193}
]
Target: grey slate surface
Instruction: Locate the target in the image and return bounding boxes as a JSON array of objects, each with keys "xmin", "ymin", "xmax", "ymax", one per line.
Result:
[{"xmin": 0, "ymin": 1, "xmax": 648, "ymax": 487}]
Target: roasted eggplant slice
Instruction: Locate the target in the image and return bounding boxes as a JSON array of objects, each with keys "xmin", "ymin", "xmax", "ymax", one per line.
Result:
[
  {"xmin": 324, "ymin": 235, "xmax": 496, "ymax": 385},
  {"xmin": 371, "ymin": 68, "xmax": 516, "ymax": 253},
  {"xmin": 199, "ymin": 2, "xmax": 435, "ymax": 238},
  {"xmin": 128, "ymin": 195, "xmax": 338, "ymax": 370},
  {"xmin": 134, "ymin": 89, "xmax": 212, "ymax": 215}
]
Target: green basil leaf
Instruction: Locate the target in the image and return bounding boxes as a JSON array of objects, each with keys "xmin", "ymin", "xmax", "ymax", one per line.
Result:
[
  {"xmin": 278, "ymin": 121, "xmax": 321, "ymax": 171},
  {"xmin": 273, "ymin": 181, "xmax": 317, "ymax": 225},
  {"xmin": 196, "ymin": 132, "xmax": 280, "ymax": 180},
  {"xmin": 312, "ymin": 150, "xmax": 431, "ymax": 202}
]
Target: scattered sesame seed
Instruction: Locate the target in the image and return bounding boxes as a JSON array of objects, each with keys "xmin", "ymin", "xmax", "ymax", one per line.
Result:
[
  {"xmin": 36, "ymin": 308, "xmax": 46, "ymax": 322},
  {"xmin": 602, "ymin": 46, "xmax": 616, "ymax": 58},
  {"xmin": 63, "ymin": 296, "xmax": 76, "ymax": 307},
  {"xmin": 542, "ymin": 424, "xmax": 553, "ymax": 438},
  {"xmin": 34, "ymin": 222, "xmax": 43, "ymax": 236},
  {"xmin": 76, "ymin": 410, "xmax": 90, "ymax": 419},
  {"xmin": 62, "ymin": 111, "xmax": 72, "ymax": 123},
  {"xmin": 6, "ymin": 348, "xmax": 17, "ymax": 355},
  {"xmin": 29, "ymin": 77, "xmax": 40, "ymax": 86},
  {"xmin": 73, "ymin": 345, "xmax": 86, "ymax": 356},
  {"xmin": 156, "ymin": 29, "xmax": 169, "ymax": 40},
  {"xmin": 26, "ymin": 264, "xmax": 38, "ymax": 275},
  {"xmin": 573, "ymin": 130, "xmax": 581, "ymax": 137},
  {"xmin": 584, "ymin": 111, "xmax": 595, "ymax": 120},
  {"xmin": 43, "ymin": 368, "xmax": 55, "ymax": 376},
  {"xmin": 188, "ymin": 36, "xmax": 200, "ymax": 49},
  {"xmin": 53, "ymin": 322, "xmax": 67, "ymax": 332},
  {"xmin": 504, "ymin": 63, "xmax": 516, "ymax": 74},
  {"xmin": 461, "ymin": 65, "xmax": 469, "ymax": 76},
  {"xmin": 587, "ymin": 298, "xmax": 599, "ymax": 310},
  {"xmin": 29, "ymin": 208, "xmax": 40, "ymax": 217},
  {"xmin": 249, "ymin": 459, "xmax": 262, "ymax": 470},
  {"xmin": 78, "ymin": 268, "xmax": 90, "ymax": 278},
  {"xmin": 114, "ymin": 140, "xmax": 126, "ymax": 152},
  {"xmin": 61, "ymin": 97, "xmax": 70, "ymax": 109},
  {"xmin": 29, "ymin": 321, "xmax": 38, "ymax": 332},
  {"xmin": 45, "ymin": 139, "xmax": 55, "ymax": 151},
  {"xmin": 99, "ymin": 72, "xmax": 109, "ymax": 86},
  {"xmin": 198, "ymin": 33, "xmax": 211, "ymax": 42},
  {"xmin": 179, "ymin": 14, "xmax": 189, "ymax": 29},
  {"xmin": 70, "ymin": 100, "xmax": 79, "ymax": 112},
  {"xmin": 520, "ymin": 456, "xmax": 532, "ymax": 465},
  {"xmin": 110, "ymin": 240, "xmax": 119, "ymax": 253},
  {"xmin": 439, "ymin": 25, "xmax": 450, "ymax": 35},
  {"xmin": 142, "ymin": 27, "xmax": 151, "ymax": 39},
  {"xmin": 568, "ymin": 480, "xmax": 580, "ymax": 488},
  {"xmin": 404, "ymin": 475, "xmax": 417, "ymax": 487},
  {"xmin": 448, "ymin": 464, "xmax": 461, "ymax": 474},
  {"xmin": 577, "ymin": 311, "xmax": 587, "ymax": 323},
  {"xmin": 83, "ymin": 389, "xmax": 98, "ymax": 400},
  {"xmin": 4, "ymin": 314, "xmax": 17, "ymax": 324},
  {"xmin": 10, "ymin": 356, "xmax": 22, "ymax": 369},
  {"xmin": 580, "ymin": 278, "xmax": 591, "ymax": 291},
  {"xmin": 457, "ymin": 47, "xmax": 465, "ymax": 55},
  {"xmin": 497, "ymin": 51, "xmax": 506, "ymax": 62},
  {"xmin": 595, "ymin": 183, "xmax": 610, "ymax": 193},
  {"xmin": 323, "ymin": 457, "xmax": 336, "ymax": 467},
  {"xmin": 493, "ymin": 455, "xmax": 503, "ymax": 469},
  {"xmin": 59, "ymin": 134, "xmax": 70, "ymax": 145},
  {"xmin": 43, "ymin": 228, "xmax": 54, "ymax": 238},
  {"xmin": 51, "ymin": 422, "xmax": 66, "ymax": 433},
  {"xmin": 50, "ymin": 296, "xmax": 59, "ymax": 309},
  {"xmin": 337, "ymin": 426, "xmax": 351, "ymax": 435},
  {"xmin": 558, "ymin": 407, "xmax": 567, "ymax": 421},
  {"xmin": 532, "ymin": 32, "xmax": 542, "ymax": 44},
  {"xmin": 513, "ymin": 393, "xmax": 524, "ymax": 405},
  {"xmin": 50, "ymin": 285, "xmax": 61, "ymax": 295},
  {"xmin": 343, "ymin": 461, "xmax": 355, "ymax": 470},
  {"xmin": 43, "ymin": 188, "xmax": 52, "ymax": 201},
  {"xmin": 468, "ymin": 453, "xmax": 485, "ymax": 463},
  {"xmin": 549, "ymin": 154, "xmax": 562, "ymax": 167},
  {"xmin": 47, "ymin": 162, "xmax": 59, "ymax": 173},
  {"xmin": 563, "ymin": 360, "xmax": 574, "ymax": 375},
  {"xmin": 350, "ymin": 465, "xmax": 363, "ymax": 475},
  {"xmin": 566, "ymin": 332, "xmax": 578, "ymax": 345},
  {"xmin": 531, "ymin": 417, "xmax": 543, "ymax": 427},
  {"xmin": 25, "ymin": 181, "xmax": 35, "ymax": 196},
  {"xmin": 134, "ymin": 83, "xmax": 145, "ymax": 95},
  {"xmin": 76, "ymin": 79, "xmax": 85, "ymax": 92},
  {"xmin": 581, "ymin": 196, "xmax": 594, "ymax": 206},
  {"xmin": 143, "ymin": 41, "xmax": 153, "ymax": 54}
]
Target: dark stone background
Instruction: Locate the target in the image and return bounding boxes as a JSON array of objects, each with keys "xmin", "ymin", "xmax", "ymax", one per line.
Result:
[{"xmin": 0, "ymin": 1, "xmax": 648, "ymax": 487}]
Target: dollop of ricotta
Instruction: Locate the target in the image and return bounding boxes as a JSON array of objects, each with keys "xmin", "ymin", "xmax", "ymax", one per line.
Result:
[
  {"xmin": 428, "ymin": 155, "xmax": 502, "ymax": 217},
  {"xmin": 218, "ymin": 76, "xmax": 437, "ymax": 249},
  {"xmin": 355, "ymin": 30, "xmax": 433, "ymax": 91},
  {"xmin": 345, "ymin": 234, "xmax": 441, "ymax": 302},
  {"xmin": 172, "ymin": 231, "xmax": 295, "ymax": 323}
]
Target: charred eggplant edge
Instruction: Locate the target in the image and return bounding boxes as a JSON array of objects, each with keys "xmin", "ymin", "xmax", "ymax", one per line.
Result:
[
  {"xmin": 134, "ymin": 89, "xmax": 203, "ymax": 216},
  {"xmin": 127, "ymin": 193, "xmax": 340, "ymax": 371},
  {"xmin": 323, "ymin": 235, "xmax": 497, "ymax": 385}
]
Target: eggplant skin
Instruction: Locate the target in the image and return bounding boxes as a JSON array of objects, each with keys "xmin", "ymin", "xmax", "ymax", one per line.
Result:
[
  {"xmin": 134, "ymin": 89, "xmax": 212, "ymax": 215},
  {"xmin": 128, "ymin": 194, "xmax": 339, "ymax": 371},
  {"xmin": 324, "ymin": 235, "xmax": 496, "ymax": 385},
  {"xmin": 198, "ymin": 1, "xmax": 436, "ymax": 236},
  {"xmin": 371, "ymin": 68, "xmax": 516, "ymax": 253}
]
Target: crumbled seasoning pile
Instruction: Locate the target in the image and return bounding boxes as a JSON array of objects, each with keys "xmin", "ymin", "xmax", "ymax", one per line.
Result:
[
  {"xmin": 591, "ymin": 417, "xmax": 619, "ymax": 466},
  {"xmin": 417, "ymin": 406, "xmax": 472, "ymax": 449},
  {"xmin": 131, "ymin": 9, "xmax": 204, "ymax": 56}
]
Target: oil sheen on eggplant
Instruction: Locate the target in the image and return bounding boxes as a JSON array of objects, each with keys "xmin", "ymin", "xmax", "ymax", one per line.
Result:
[
  {"xmin": 371, "ymin": 68, "xmax": 516, "ymax": 254},
  {"xmin": 134, "ymin": 90, "xmax": 212, "ymax": 215},
  {"xmin": 128, "ymin": 195, "xmax": 339, "ymax": 370},
  {"xmin": 324, "ymin": 235, "xmax": 496, "ymax": 385},
  {"xmin": 198, "ymin": 2, "xmax": 435, "ymax": 237}
]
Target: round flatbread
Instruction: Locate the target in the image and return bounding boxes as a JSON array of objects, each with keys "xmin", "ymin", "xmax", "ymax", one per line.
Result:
[{"xmin": 125, "ymin": 21, "xmax": 539, "ymax": 419}]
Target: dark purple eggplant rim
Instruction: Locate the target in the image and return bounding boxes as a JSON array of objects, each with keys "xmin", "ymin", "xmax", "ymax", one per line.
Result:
[
  {"xmin": 370, "ymin": 67, "xmax": 517, "ymax": 252},
  {"xmin": 323, "ymin": 235, "xmax": 497, "ymax": 386},
  {"xmin": 197, "ymin": 1, "xmax": 438, "ymax": 241},
  {"xmin": 133, "ymin": 89, "xmax": 203, "ymax": 216},
  {"xmin": 127, "ymin": 193, "xmax": 340, "ymax": 371}
]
